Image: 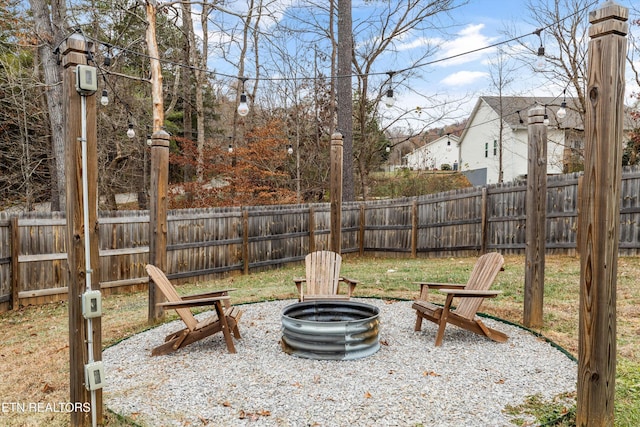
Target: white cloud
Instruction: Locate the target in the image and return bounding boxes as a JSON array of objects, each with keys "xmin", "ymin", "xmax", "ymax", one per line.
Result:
[
  {"xmin": 433, "ymin": 24, "xmax": 497, "ymax": 66},
  {"xmin": 440, "ymin": 70, "xmax": 488, "ymax": 87}
]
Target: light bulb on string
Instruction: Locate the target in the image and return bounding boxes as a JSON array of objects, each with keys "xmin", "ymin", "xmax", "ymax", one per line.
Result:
[
  {"xmin": 100, "ymin": 89, "xmax": 109, "ymax": 106},
  {"xmin": 287, "ymin": 144, "xmax": 294, "ymax": 155},
  {"xmin": 237, "ymin": 77, "xmax": 249, "ymax": 117},
  {"xmin": 533, "ymin": 28, "xmax": 546, "ymax": 71},
  {"xmin": 557, "ymin": 90, "xmax": 567, "ymax": 120},
  {"xmin": 535, "ymin": 46, "xmax": 546, "ymax": 70},
  {"xmin": 384, "ymin": 71, "xmax": 396, "ymax": 108},
  {"xmin": 384, "ymin": 89, "xmax": 395, "ymax": 108},
  {"xmin": 127, "ymin": 123, "xmax": 135, "ymax": 139},
  {"xmin": 237, "ymin": 93, "xmax": 249, "ymax": 116},
  {"xmin": 543, "ymin": 106, "xmax": 550, "ymax": 126}
]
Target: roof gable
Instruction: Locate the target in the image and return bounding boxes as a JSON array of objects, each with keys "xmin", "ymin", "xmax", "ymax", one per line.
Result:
[{"xmin": 461, "ymin": 96, "xmax": 584, "ymax": 141}]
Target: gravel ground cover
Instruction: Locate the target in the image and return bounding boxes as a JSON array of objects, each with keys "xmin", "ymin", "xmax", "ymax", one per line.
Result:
[{"xmin": 103, "ymin": 298, "xmax": 577, "ymax": 427}]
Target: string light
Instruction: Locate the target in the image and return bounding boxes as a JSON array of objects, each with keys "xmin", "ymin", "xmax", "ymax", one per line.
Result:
[
  {"xmin": 69, "ymin": 1, "xmax": 598, "ymax": 142},
  {"xmin": 557, "ymin": 90, "xmax": 567, "ymax": 119},
  {"xmin": 78, "ymin": 0, "xmax": 599, "ymax": 89},
  {"xmin": 533, "ymin": 28, "xmax": 546, "ymax": 71},
  {"xmin": 543, "ymin": 105, "xmax": 550, "ymax": 126},
  {"xmin": 287, "ymin": 144, "xmax": 294, "ymax": 155},
  {"xmin": 237, "ymin": 77, "xmax": 249, "ymax": 117},
  {"xmin": 384, "ymin": 71, "xmax": 396, "ymax": 108},
  {"xmin": 100, "ymin": 89, "xmax": 109, "ymax": 106}
]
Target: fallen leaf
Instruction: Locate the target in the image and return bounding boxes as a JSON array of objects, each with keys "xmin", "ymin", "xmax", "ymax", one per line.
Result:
[
  {"xmin": 364, "ymin": 391, "xmax": 372, "ymax": 398},
  {"xmin": 423, "ymin": 371, "xmax": 440, "ymax": 377},
  {"xmin": 380, "ymin": 339, "xmax": 389, "ymax": 346},
  {"xmin": 42, "ymin": 383, "xmax": 55, "ymax": 393},
  {"xmin": 258, "ymin": 409, "xmax": 271, "ymax": 416},
  {"xmin": 222, "ymin": 401, "xmax": 232, "ymax": 407},
  {"xmin": 495, "ymin": 378, "xmax": 505, "ymax": 384}
]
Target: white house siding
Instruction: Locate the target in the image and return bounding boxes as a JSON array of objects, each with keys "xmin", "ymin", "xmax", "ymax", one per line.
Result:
[
  {"xmin": 405, "ymin": 135, "xmax": 459, "ymax": 170},
  {"xmin": 460, "ymin": 99, "xmax": 566, "ymax": 184}
]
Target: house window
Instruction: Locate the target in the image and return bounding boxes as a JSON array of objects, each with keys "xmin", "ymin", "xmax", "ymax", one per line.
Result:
[
  {"xmin": 485, "ymin": 142, "xmax": 488, "ymax": 158},
  {"xmin": 493, "ymin": 140, "xmax": 497, "ymax": 156}
]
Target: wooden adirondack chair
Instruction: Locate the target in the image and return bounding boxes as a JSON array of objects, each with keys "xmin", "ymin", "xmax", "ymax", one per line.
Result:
[
  {"xmin": 412, "ymin": 252, "xmax": 508, "ymax": 346},
  {"xmin": 146, "ymin": 264, "xmax": 242, "ymax": 356},
  {"xmin": 293, "ymin": 251, "xmax": 358, "ymax": 301}
]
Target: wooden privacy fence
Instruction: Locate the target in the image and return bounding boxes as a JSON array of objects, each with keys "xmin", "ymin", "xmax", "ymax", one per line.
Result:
[{"xmin": 1, "ymin": 166, "xmax": 640, "ymax": 311}]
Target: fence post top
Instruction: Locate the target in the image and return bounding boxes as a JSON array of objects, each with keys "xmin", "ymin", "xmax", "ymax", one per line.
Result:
[
  {"xmin": 588, "ymin": 1, "xmax": 628, "ymax": 37},
  {"xmin": 528, "ymin": 105, "xmax": 546, "ymax": 125},
  {"xmin": 151, "ymin": 130, "xmax": 170, "ymax": 147},
  {"xmin": 331, "ymin": 132, "xmax": 344, "ymax": 147}
]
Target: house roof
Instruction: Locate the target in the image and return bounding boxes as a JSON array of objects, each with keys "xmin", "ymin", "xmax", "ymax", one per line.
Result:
[
  {"xmin": 459, "ymin": 96, "xmax": 584, "ymax": 142},
  {"xmin": 404, "ymin": 134, "xmax": 460, "ymax": 157},
  {"xmin": 483, "ymin": 96, "xmax": 584, "ymax": 129}
]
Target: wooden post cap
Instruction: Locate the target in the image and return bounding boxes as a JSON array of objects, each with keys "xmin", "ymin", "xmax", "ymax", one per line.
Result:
[
  {"xmin": 588, "ymin": 1, "xmax": 628, "ymax": 38},
  {"xmin": 151, "ymin": 130, "xmax": 170, "ymax": 148},
  {"xmin": 528, "ymin": 105, "xmax": 546, "ymax": 125}
]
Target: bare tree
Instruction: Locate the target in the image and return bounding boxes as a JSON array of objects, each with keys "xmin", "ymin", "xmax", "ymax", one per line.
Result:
[
  {"xmin": 487, "ymin": 47, "xmax": 518, "ymax": 183},
  {"xmin": 29, "ymin": 0, "xmax": 67, "ymax": 211},
  {"xmin": 0, "ymin": 45, "xmax": 50, "ymax": 210},
  {"xmin": 512, "ymin": 0, "xmax": 592, "ymax": 118},
  {"xmin": 350, "ymin": 0, "xmax": 467, "ymax": 199}
]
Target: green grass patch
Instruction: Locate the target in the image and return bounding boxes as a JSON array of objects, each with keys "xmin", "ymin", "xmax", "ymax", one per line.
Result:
[{"xmin": 503, "ymin": 392, "xmax": 576, "ymax": 426}]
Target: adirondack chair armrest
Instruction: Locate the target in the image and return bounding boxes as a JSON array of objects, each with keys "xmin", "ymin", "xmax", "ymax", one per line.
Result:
[
  {"xmin": 293, "ymin": 278, "xmax": 305, "ymax": 300},
  {"xmin": 181, "ymin": 289, "xmax": 236, "ymax": 300},
  {"xmin": 339, "ymin": 277, "xmax": 358, "ymax": 297},
  {"xmin": 415, "ymin": 282, "xmax": 466, "ymax": 300},
  {"xmin": 416, "ymin": 282, "xmax": 466, "ymax": 289},
  {"xmin": 157, "ymin": 295, "xmax": 230, "ymax": 309},
  {"xmin": 438, "ymin": 289, "xmax": 502, "ymax": 298}
]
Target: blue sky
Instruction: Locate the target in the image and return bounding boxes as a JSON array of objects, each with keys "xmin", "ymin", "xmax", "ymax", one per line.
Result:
[
  {"xmin": 372, "ymin": 0, "xmax": 639, "ymax": 129},
  {"xmin": 202, "ymin": 0, "xmax": 638, "ymax": 129}
]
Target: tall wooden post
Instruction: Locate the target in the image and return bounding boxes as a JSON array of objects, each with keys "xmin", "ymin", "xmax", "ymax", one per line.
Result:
[
  {"xmin": 148, "ymin": 130, "xmax": 170, "ymax": 322},
  {"xmin": 524, "ymin": 105, "xmax": 547, "ymax": 328},
  {"xmin": 62, "ymin": 33, "xmax": 102, "ymax": 426},
  {"xmin": 577, "ymin": 2, "xmax": 627, "ymax": 425},
  {"xmin": 330, "ymin": 132, "xmax": 343, "ymax": 253}
]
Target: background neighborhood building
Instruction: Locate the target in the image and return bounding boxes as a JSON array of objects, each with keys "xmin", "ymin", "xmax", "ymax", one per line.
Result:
[{"xmin": 458, "ymin": 96, "xmax": 584, "ymax": 186}]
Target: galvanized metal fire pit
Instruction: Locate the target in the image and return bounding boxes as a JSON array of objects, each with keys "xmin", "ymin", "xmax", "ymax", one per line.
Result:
[{"xmin": 281, "ymin": 300, "xmax": 380, "ymax": 360}]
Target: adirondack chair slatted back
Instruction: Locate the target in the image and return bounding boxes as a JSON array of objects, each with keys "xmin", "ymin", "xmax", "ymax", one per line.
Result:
[
  {"xmin": 454, "ymin": 252, "xmax": 504, "ymax": 319},
  {"xmin": 305, "ymin": 251, "xmax": 342, "ymax": 296},
  {"xmin": 146, "ymin": 265, "xmax": 198, "ymax": 331}
]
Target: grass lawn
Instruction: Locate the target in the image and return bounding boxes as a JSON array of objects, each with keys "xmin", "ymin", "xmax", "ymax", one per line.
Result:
[{"xmin": 0, "ymin": 254, "xmax": 638, "ymax": 426}]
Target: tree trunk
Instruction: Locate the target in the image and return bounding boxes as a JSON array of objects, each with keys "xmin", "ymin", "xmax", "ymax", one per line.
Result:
[
  {"xmin": 29, "ymin": 0, "xmax": 66, "ymax": 211},
  {"xmin": 337, "ymin": 0, "xmax": 355, "ymax": 201}
]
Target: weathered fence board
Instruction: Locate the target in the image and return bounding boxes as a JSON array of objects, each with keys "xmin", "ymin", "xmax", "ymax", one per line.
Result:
[{"xmin": 1, "ymin": 166, "xmax": 640, "ymax": 311}]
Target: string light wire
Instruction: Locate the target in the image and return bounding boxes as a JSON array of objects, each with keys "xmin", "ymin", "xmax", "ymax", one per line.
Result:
[{"xmin": 72, "ymin": 0, "xmax": 599, "ymax": 85}]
